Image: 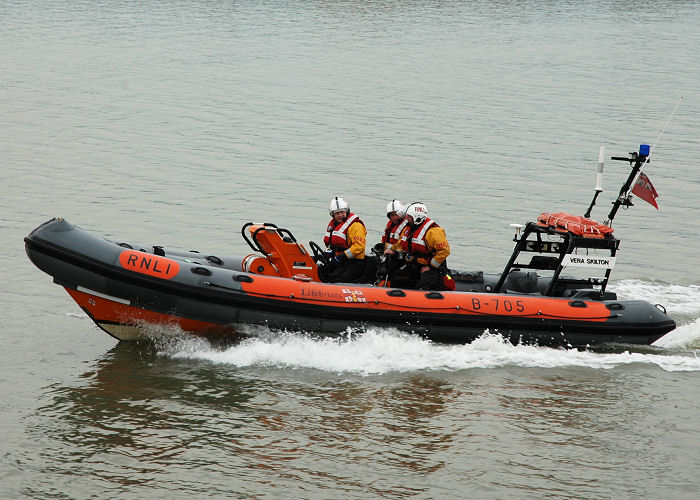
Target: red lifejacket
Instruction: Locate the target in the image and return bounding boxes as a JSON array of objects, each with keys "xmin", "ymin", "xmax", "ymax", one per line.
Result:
[
  {"xmin": 400, "ymin": 218, "xmax": 438, "ymax": 259},
  {"xmin": 382, "ymin": 218, "xmax": 408, "ymax": 246},
  {"xmin": 323, "ymin": 213, "xmax": 364, "ymax": 250}
]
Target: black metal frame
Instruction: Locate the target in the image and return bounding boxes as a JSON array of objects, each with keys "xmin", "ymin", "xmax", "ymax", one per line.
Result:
[
  {"xmin": 494, "ymin": 144, "xmax": 650, "ymax": 298},
  {"xmin": 494, "ymin": 222, "xmax": 620, "ymax": 297}
]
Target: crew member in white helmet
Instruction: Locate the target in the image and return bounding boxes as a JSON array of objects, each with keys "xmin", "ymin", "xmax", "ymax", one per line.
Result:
[
  {"xmin": 321, "ymin": 197, "xmax": 367, "ymax": 283},
  {"xmin": 385, "ymin": 202, "xmax": 453, "ymax": 290},
  {"xmin": 381, "ymin": 199, "xmax": 407, "ymax": 251},
  {"xmin": 374, "ymin": 199, "xmax": 409, "ymax": 286}
]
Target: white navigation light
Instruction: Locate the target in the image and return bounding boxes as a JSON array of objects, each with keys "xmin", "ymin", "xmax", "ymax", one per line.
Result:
[{"xmin": 596, "ymin": 146, "xmax": 605, "ymax": 192}]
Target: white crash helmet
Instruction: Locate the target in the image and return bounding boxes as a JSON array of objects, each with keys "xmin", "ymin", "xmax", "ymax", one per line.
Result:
[
  {"xmin": 329, "ymin": 196, "xmax": 350, "ymax": 216},
  {"xmin": 405, "ymin": 202, "xmax": 428, "ymax": 225},
  {"xmin": 385, "ymin": 199, "xmax": 405, "ymax": 217}
]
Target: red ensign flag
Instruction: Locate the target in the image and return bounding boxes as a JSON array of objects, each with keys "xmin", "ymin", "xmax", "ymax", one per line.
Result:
[{"xmin": 631, "ymin": 172, "xmax": 659, "ymax": 209}]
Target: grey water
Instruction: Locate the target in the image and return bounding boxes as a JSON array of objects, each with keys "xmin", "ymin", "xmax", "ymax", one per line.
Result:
[{"xmin": 2, "ymin": 0, "xmax": 699, "ymax": 498}]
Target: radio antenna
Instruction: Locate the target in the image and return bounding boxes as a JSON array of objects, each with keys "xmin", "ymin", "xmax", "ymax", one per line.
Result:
[
  {"xmin": 649, "ymin": 97, "xmax": 683, "ymax": 161},
  {"xmin": 647, "ymin": 96, "xmax": 683, "ymax": 161}
]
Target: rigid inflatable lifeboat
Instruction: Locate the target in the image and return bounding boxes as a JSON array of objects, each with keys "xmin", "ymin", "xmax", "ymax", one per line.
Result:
[{"xmin": 24, "ymin": 145, "xmax": 676, "ymax": 348}]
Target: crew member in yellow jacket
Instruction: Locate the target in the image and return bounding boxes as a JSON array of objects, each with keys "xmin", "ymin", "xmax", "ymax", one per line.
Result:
[
  {"xmin": 321, "ymin": 197, "xmax": 367, "ymax": 283},
  {"xmin": 385, "ymin": 202, "xmax": 453, "ymax": 290}
]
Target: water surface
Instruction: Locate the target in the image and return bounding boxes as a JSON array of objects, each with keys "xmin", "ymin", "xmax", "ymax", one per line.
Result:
[{"xmin": 2, "ymin": 1, "xmax": 699, "ymax": 498}]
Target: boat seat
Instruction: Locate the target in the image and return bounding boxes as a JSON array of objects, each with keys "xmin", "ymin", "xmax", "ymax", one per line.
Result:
[{"xmin": 503, "ymin": 270, "xmax": 538, "ymax": 293}]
